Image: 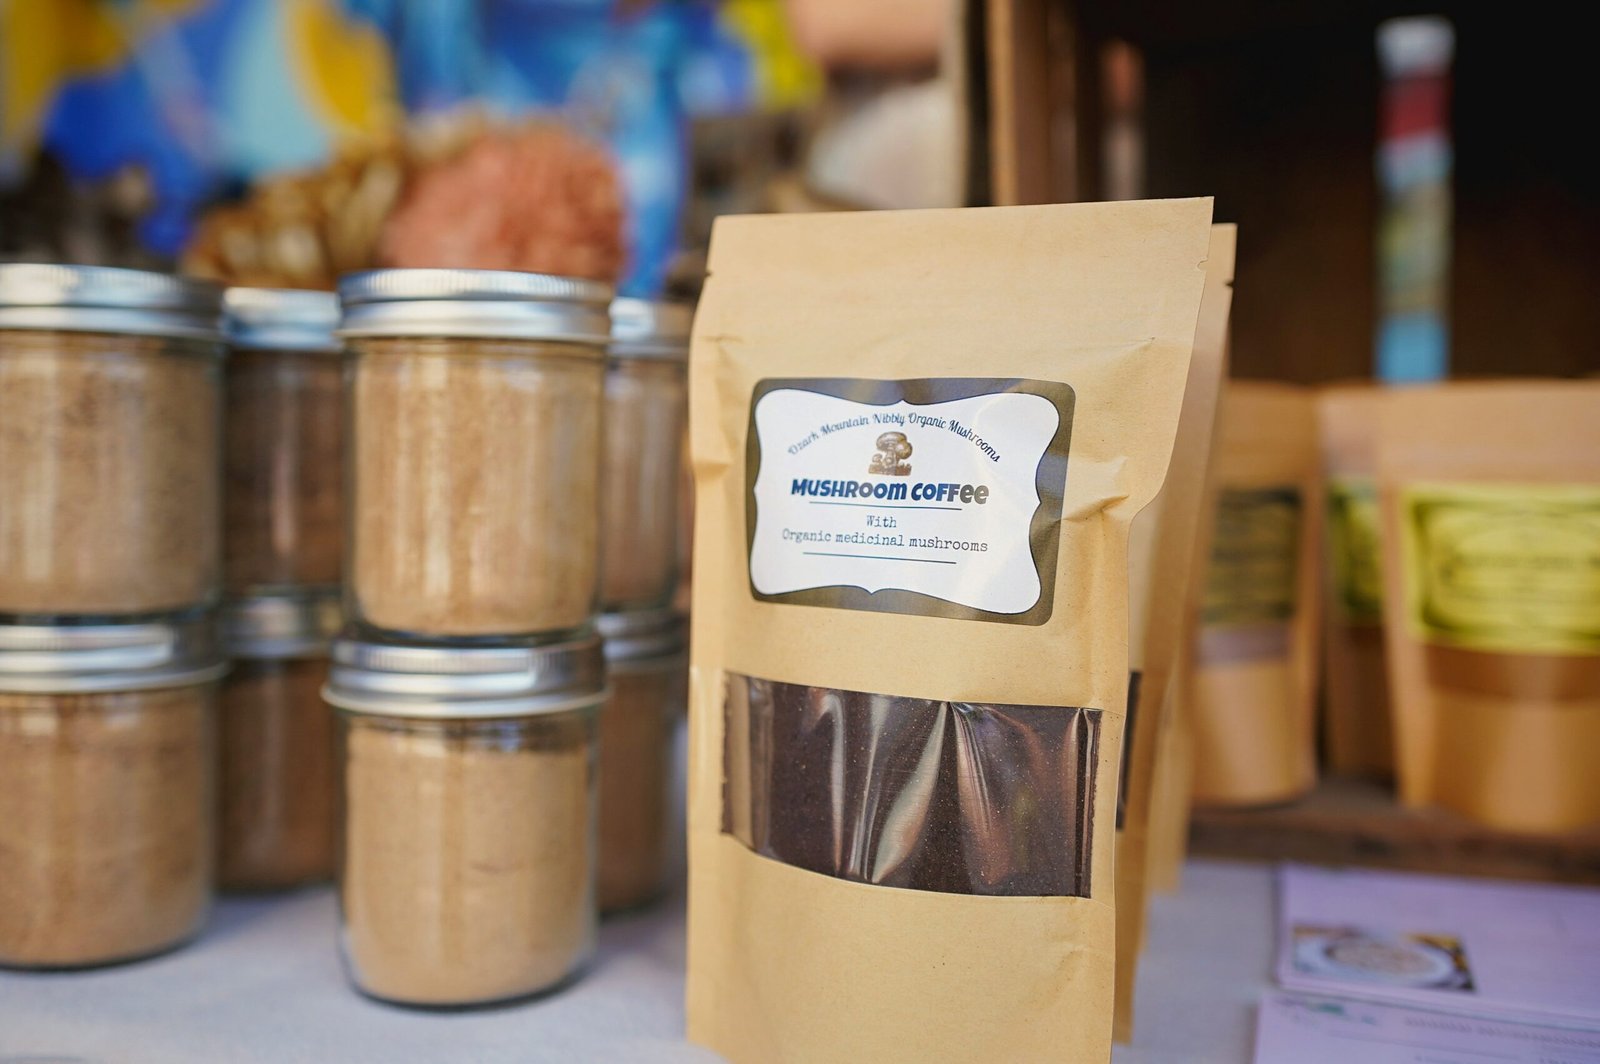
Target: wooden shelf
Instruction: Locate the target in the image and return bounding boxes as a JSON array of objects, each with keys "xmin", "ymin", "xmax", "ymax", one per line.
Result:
[{"xmin": 1189, "ymin": 776, "xmax": 1600, "ymax": 884}]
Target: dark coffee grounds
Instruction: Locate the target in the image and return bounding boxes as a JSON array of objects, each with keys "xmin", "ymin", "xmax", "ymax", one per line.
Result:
[{"xmin": 724, "ymin": 674, "xmax": 1101, "ymax": 897}]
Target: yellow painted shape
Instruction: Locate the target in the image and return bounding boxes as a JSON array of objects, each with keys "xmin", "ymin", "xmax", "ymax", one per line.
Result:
[
  {"xmin": 285, "ymin": 0, "xmax": 397, "ymax": 137},
  {"xmin": 721, "ymin": 0, "xmax": 821, "ymax": 109}
]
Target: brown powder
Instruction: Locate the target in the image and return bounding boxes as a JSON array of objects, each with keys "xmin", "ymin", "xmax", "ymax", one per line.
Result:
[
  {"xmin": 217, "ymin": 658, "xmax": 336, "ymax": 890},
  {"xmin": 349, "ymin": 337, "xmax": 603, "ymax": 637},
  {"xmin": 723, "ymin": 675, "xmax": 1101, "ymax": 898},
  {"xmin": 0, "ymin": 330, "xmax": 220, "ymax": 616},
  {"xmin": 597, "ymin": 666, "xmax": 682, "ymax": 912},
  {"xmin": 339, "ymin": 712, "xmax": 596, "ymax": 1005},
  {"xmin": 599, "ymin": 359, "xmax": 687, "ymax": 610},
  {"xmin": 224, "ymin": 348, "xmax": 344, "ymax": 593},
  {"xmin": 0, "ymin": 684, "xmax": 215, "ymax": 967}
]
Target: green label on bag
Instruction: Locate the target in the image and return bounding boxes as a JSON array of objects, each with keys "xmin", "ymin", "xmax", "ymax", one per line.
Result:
[
  {"xmin": 1402, "ymin": 483, "xmax": 1600, "ymax": 655},
  {"xmin": 1203, "ymin": 486, "xmax": 1303, "ymax": 628},
  {"xmin": 1328, "ymin": 477, "xmax": 1384, "ymax": 623}
]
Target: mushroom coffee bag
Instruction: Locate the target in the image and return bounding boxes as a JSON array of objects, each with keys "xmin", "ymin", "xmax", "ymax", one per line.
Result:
[
  {"xmin": 686, "ymin": 198, "xmax": 1214, "ymax": 1063},
  {"xmin": 1377, "ymin": 381, "xmax": 1600, "ymax": 835},
  {"xmin": 1114, "ymin": 223, "xmax": 1235, "ymax": 1042}
]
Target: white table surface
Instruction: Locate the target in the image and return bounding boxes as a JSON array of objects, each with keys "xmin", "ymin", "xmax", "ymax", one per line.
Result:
[{"xmin": 0, "ymin": 859, "xmax": 1270, "ymax": 1063}]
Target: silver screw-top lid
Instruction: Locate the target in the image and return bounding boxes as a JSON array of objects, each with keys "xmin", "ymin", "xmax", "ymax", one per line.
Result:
[
  {"xmin": 224, "ymin": 287, "xmax": 341, "ymax": 353},
  {"xmin": 337, "ymin": 268, "xmax": 613, "ymax": 345},
  {"xmin": 609, "ymin": 297, "xmax": 692, "ymax": 360},
  {"xmin": 0, "ymin": 615, "xmax": 228, "ymax": 694},
  {"xmin": 596, "ymin": 609, "xmax": 686, "ymax": 669},
  {"xmin": 0, "ymin": 263, "xmax": 224, "ymax": 341},
  {"xmin": 224, "ymin": 590, "xmax": 342, "ymax": 660},
  {"xmin": 324, "ymin": 630, "xmax": 607, "ymax": 718}
]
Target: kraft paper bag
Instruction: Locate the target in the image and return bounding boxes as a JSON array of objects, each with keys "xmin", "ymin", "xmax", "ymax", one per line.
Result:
[
  {"xmin": 1113, "ymin": 223, "xmax": 1234, "ymax": 1042},
  {"xmin": 1145, "ymin": 367, "xmax": 1236, "ymax": 897},
  {"xmin": 1320, "ymin": 384, "xmax": 1394, "ymax": 778},
  {"xmin": 686, "ymin": 198, "xmax": 1214, "ymax": 1064},
  {"xmin": 1190, "ymin": 381, "xmax": 1321, "ymax": 807},
  {"xmin": 1377, "ymin": 381, "xmax": 1600, "ymax": 835},
  {"xmin": 1146, "ymin": 641, "xmax": 1198, "ymax": 893}
]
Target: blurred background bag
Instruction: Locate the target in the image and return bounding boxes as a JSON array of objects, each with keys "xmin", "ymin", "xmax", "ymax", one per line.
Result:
[
  {"xmin": 1320, "ymin": 383, "xmax": 1394, "ymax": 779},
  {"xmin": 1377, "ymin": 381, "xmax": 1600, "ymax": 836},
  {"xmin": 1190, "ymin": 381, "xmax": 1322, "ymax": 808}
]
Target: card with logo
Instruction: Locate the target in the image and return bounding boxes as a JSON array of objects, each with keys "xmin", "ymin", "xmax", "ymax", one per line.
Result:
[{"xmin": 1278, "ymin": 865, "xmax": 1600, "ymax": 1028}]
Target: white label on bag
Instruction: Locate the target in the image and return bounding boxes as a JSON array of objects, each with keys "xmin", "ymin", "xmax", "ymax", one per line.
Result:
[{"xmin": 747, "ymin": 378, "xmax": 1075, "ymax": 624}]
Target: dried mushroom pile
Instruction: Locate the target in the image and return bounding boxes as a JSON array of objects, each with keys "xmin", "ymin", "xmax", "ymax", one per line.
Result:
[{"xmin": 183, "ymin": 119, "xmax": 624, "ymax": 290}]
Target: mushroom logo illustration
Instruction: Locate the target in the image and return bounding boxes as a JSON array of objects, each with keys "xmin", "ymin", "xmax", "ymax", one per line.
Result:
[{"xmin": 868, "ymin": 432, "xmax": 913, "ymax": 476}]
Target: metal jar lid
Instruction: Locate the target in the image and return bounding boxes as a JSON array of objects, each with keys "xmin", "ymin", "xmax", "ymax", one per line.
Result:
[
  {"xmin": 597, "ymin": 609, "xmax": 686, "ymax": 669},
  {"xmin": 0, "ymin": 263, "xmax": 224, "ymax": 342},
  {"xmin": 338, "ymin": 268, "xmax": 612, "ymax": 345},
  {"xmin": 0, "ymin": 616, "xmax": 228, "ymax": 694},
  {"xmin": 224, "ymin": 590, "xmax": 342, "ymax": 660},
  {"xmin": 324, "ymin": 630, "xmax": 607, "ymax": 719},
  {"xmin": 224, "ymin": 287, "xmax": 341, "ymax": 353},
  {"xmin": 609, "ymin": 298, "xmax": 692, "ymax": 360}
]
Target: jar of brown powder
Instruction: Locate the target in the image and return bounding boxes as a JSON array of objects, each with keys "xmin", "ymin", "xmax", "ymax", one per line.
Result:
[
  {"xmin": 0, "ymin": 617, "xmax": 226, "ymax": 968},
  {"xmin": 222, "ymin": 288, "xmax": 344, "ymax": 595},
  {"xmin": 339, "ymin": 269, "xmax": 610, "ymax": 639},
  {"xmin": 0, "ymin": 264, "xmax": 224, "ymax": 619},
  {"xmin": 324, "ymin": 632, "xmax": 605, "ymax": 1006},
  {"xmin": 596, "ymin": 609, "xmax": 686, "ymax": 913},
  {"xmin": 601, "ymin": 299, "xmax": 690, "ymax": 611},
  {"xmin": 217, "ymin": 591, "xmax": 341, "ymax": 891}
]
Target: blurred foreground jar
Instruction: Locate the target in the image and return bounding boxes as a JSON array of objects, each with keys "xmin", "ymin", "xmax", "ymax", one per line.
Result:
[
  {"xmin": 339, "ymin": 270, "xmax": 610, "ymax": 639},
  {"xmin": 596, "ymin": 609, "xmax": 686, "ymax": 913},
  {"xmin": 0, "ymin": 618, "xmax": 225, "ymax": 967},
  {"xmin": 222, "ymin": 288, "xmax": 344, "ymax": 595},
  {"xmin": 0, "ymin": 265, "xmax": 223, "ymax": 618},
  {"xmin": 325, "ymin": 633, "xmax": 605, "ymax": 1006},
  {"xmin": 217, "ymin": 592, "xmax": 341, "ymax": 890},
  {"xmin": 600, "ymin": 299, "xmax": 690, "ymax": 611}
]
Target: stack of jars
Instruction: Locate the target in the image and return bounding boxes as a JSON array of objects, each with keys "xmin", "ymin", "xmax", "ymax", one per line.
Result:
[
  {"xmin": 596, "ymin": 298, "xmax": 691, "ymax": 914},
  {"xmin": 216, "ymin": 288, "xmax": 345, "ymax": 891},
  {"xmin": 323, "ymin": 270, "xmax": 689, "ymax": 1007},
  {"xmin": 0, "ymin": 265, "xmax": 229, "ymax": 968}
]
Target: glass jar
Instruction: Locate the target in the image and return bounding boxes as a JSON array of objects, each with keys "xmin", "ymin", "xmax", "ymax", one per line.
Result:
[
  {"xmin": 222, "ymin": 288, "xmax": 344, "ymax": 595},
  {"xmin": 0, "ymin": 618, "xmax": 225, "ymax": 968},
  {"xmin": 339, "ymin": 269, "xmax": 610, "ymax": 639},
  {"xmin": 217, "ymin": 592, "xmax": 341, "ymax": 891},
  {"xmin": 0, "ymin": 264, "xmax": 224, "ymax": 619},
  {"xmin": 596, "ymin": 610, "xmax": 687, "ymax": 913},
  {"xmin": 600, "ymin": 299, "xmax": 690, "ymax": 612},
  {"xmin": 324, "ymin": 632, "xmax": 605, "ymax": 1006}
]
